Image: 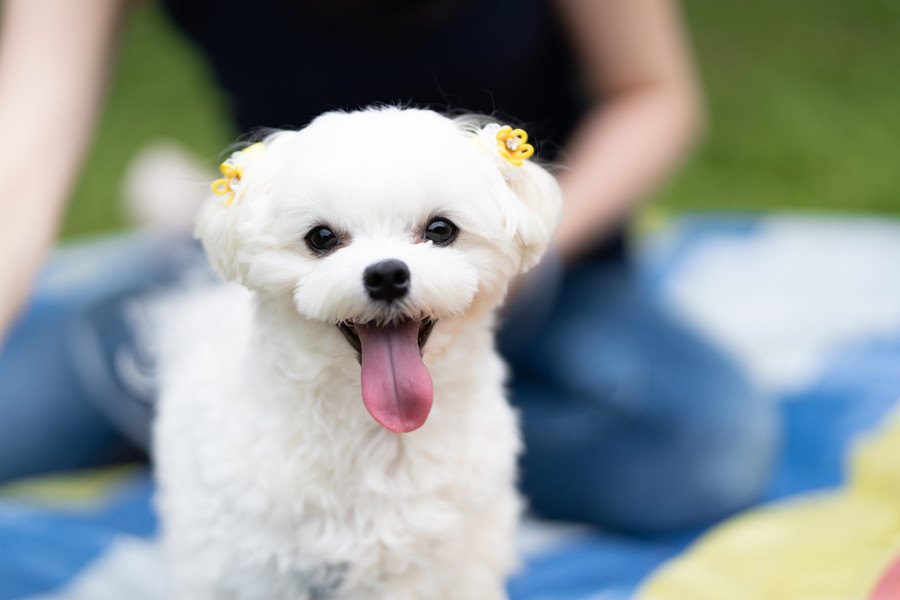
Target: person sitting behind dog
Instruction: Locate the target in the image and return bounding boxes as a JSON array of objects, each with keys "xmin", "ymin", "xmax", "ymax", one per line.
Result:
[{"xmin": 0, "ymin": 0, "xmax": 778, "ymax": 535}]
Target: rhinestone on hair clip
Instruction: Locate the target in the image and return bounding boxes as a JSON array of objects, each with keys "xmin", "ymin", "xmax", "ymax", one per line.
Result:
[
  {"xmin": 211, "ymin": 142, "xmax": 266, "ymax": 205},
  {"xmin": 496, "ymin": 126, "xmax": 534, "ymax": 166}
]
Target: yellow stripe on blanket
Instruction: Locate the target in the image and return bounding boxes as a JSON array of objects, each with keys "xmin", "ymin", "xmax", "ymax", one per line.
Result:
[
  {"xmin": 0, "ymin": 464, "xmax": 143, "ymax": 509},
  {"xmin": 638, "ymin": 407, "xmax": 900, "ymax": 600}
]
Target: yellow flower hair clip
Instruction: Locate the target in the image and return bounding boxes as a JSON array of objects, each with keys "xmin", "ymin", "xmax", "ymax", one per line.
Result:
[
  {"xmin": 211, "ymin": 142, "xmax": 266, "ymax": 205},
  {"xmin": 496, "ymin": 126, "xmax": 534, "ymax": 166}
]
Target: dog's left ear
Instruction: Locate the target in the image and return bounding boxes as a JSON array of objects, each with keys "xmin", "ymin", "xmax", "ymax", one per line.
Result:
[
  {"xmin": 462, "ymin": 120, "xmax": 563, "ymax": 273},
  {"xmin": 502, "ymin": 159, "xmax": 563, "ymax": 272}
]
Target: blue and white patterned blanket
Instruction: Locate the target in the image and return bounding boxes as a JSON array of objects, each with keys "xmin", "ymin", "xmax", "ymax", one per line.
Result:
[{"xmin": 4, "ymin": 214, "xmax": 900, "ymax": 600}]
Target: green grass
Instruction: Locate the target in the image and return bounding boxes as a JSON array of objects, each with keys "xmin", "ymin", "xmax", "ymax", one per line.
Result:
[
  {"xmin": 63, "ymin": 1, "xmax": 900, "ymax": 239},
  {"xmin": 658, "ymin": 0, "xmax": 900, "ymax": 215}
]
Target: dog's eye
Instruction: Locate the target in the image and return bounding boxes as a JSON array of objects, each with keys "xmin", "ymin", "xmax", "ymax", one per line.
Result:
[
  {"xmin": 305, "ymin": 226, "xmax": 341, "ymax": 253},
  {"xmin": 423, "ymin": 218, "xmax": 458, "ymax": 246}
]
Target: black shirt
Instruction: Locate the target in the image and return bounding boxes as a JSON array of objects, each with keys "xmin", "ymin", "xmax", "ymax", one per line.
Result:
[{"xmin": 161, "ymin": 0, "xmax": 625, "ymax": 260}]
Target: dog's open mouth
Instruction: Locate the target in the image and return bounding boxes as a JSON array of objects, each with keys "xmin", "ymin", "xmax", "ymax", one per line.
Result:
[
  {"xmin": 337, "ymin": 319, "xmax": 435, "ymax": 434},
  {"xmin": 337, "ymin": 318, "xmax": 434, "ymax": 357}
]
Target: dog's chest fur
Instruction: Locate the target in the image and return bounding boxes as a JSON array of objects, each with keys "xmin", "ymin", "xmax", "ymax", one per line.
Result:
[{"xmin": 154, "ymin": 287, "xmax": 521, "ymax": 599}]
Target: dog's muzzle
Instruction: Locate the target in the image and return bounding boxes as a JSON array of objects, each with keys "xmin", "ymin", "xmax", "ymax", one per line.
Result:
[{"xmin": 331, "ymin": 259, "xmax": 439, "ymax": 434}]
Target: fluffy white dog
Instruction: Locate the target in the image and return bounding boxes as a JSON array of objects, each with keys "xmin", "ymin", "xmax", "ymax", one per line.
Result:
[{"xmin": 153, "ymin": 107, "xmax": 561, "ymax": 600}]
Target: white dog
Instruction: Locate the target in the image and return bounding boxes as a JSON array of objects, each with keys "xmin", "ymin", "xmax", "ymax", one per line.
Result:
[{"xmin": 153, "ymin": 107, "xmax": 561, "ymax": 600}]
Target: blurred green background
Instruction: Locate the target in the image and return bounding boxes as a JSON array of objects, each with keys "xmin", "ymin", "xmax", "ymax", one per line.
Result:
[{"xmin": 62, "ymin": 0, "xmax": 900, "ymax": 239}]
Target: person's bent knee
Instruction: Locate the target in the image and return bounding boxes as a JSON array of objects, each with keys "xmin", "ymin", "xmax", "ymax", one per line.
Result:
[{"xmin": 581, "ymin": 392, "xmax": 780, "ymax": 536}]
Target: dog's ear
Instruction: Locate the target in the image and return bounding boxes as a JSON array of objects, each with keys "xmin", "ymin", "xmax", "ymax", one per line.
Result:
[
  {"xmin": 194, "ymin": 135, "xmax": 286, "ymax": 284},
  {"xmin": 502, "ymin": 159, "xmax": 563, "ymax": 272},
  {"xmin": 460, "ymin": 119, "xmax": 563, "ymax": 273},
  {"xmin": 194, "ymin": 194, "xmax": 247, "ymax": 283}
]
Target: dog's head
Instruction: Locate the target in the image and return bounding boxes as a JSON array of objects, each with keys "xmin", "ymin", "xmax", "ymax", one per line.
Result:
[{"xmin": 197, "ymin": 108, "xmax": 561, "ymax": 432}]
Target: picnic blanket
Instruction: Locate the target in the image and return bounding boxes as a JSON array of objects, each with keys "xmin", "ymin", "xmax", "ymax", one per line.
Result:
[{"xmin": 3, "ymin": 214, "xmax": 900, "ymax": 600}]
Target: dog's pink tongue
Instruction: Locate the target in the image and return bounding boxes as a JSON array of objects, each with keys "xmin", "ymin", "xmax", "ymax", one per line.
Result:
[{"xmin": 356, "ymin": 321, "xmax": 433, "ymax": 433}]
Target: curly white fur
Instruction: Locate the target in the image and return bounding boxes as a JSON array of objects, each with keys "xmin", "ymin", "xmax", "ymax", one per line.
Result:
[{"xmin": 153, "ymin": 107, "xmax": 561, "ymax": 600}]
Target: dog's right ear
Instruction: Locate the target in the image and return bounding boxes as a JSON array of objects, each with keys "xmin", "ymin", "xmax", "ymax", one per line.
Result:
[{"xmin": 195, "ymin": 135, "xmax": 286, "ymax": 284}]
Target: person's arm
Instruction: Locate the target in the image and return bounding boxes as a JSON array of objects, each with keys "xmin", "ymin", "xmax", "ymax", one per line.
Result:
[
  {"xmin": 553, "ymin": 0, "xmax": 704, "ymax": 262},
  {"xmin": 0, "ymin": 0, "xmax": 128, "ymax": 342}
]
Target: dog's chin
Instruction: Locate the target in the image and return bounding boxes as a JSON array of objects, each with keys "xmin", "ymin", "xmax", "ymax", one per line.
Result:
[{"xmin": 336, "ymin": 318, "xmax": 436, "ymax": 434}]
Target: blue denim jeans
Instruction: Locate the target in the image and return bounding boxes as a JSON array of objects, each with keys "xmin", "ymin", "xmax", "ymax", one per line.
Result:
[
  {"xmin": 500, "ymin": 259, "xmax": 779, "ymax": 534},
  {"xmin": 0, "ymin": 234, "xmax": 779, "ymax": 535}
]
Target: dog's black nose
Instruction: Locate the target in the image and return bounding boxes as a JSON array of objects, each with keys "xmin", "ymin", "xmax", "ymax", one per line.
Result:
[{"xmin": 363, "ymin": 259, "xmax": 410, "ymax": 303}]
